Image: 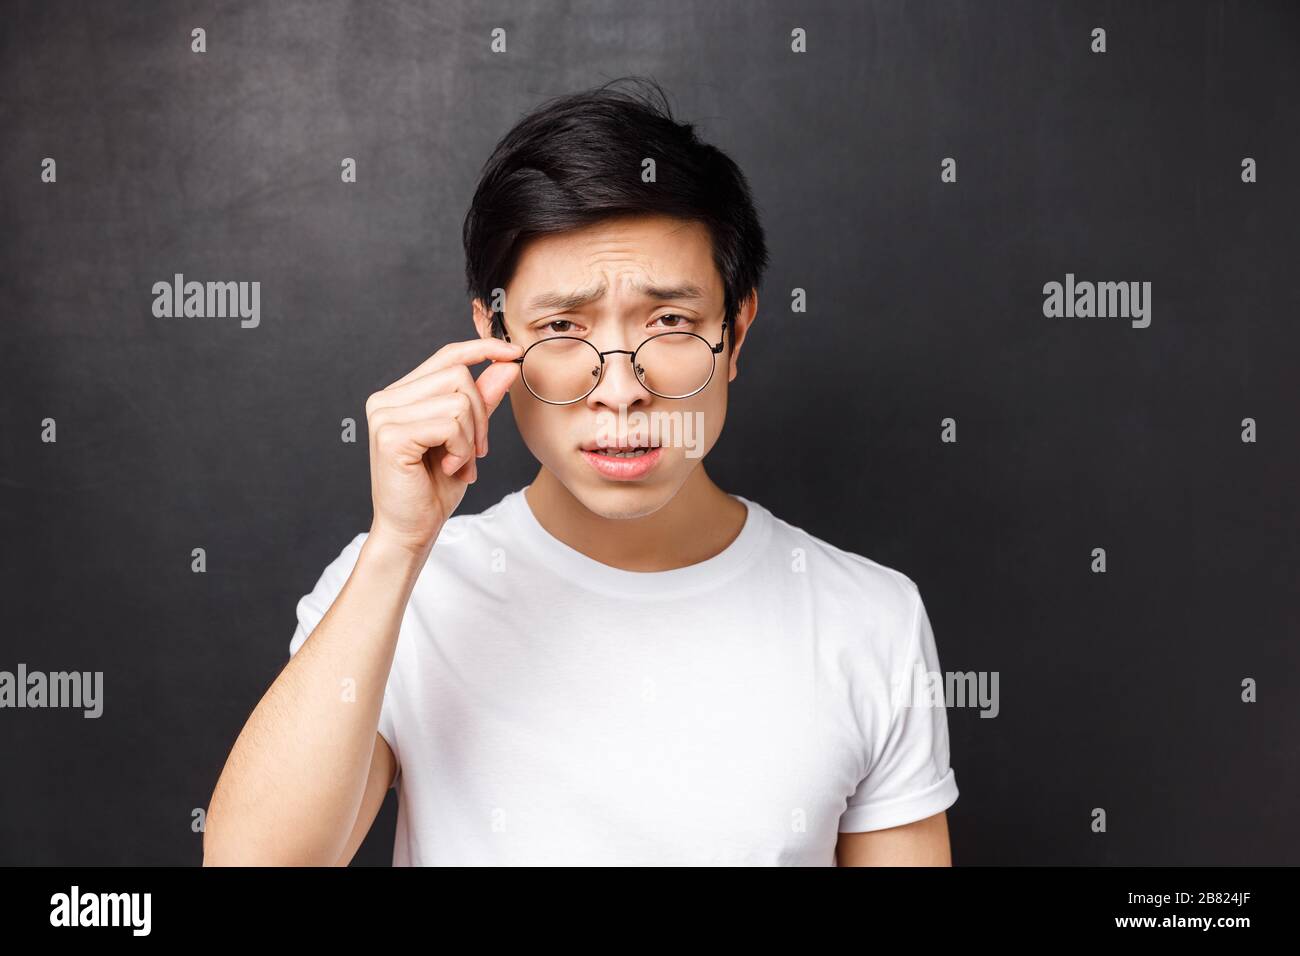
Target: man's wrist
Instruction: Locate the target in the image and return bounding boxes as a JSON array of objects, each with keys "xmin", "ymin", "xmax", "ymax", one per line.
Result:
[{"xmin": 360, "ymin": 526, "xmax": 435, "ymax": 581}]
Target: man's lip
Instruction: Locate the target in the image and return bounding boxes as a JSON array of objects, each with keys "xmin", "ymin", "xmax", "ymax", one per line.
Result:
[
  {"xmin": 580, "ymin": 445, "xmax": 663, "ymax": 480},
  {"xmin": 579, "ymin": 440, "xmax": 660, "ymax": 452}
]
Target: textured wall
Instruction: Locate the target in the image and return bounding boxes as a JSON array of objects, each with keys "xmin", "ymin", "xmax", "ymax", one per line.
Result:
[{"xmin": 1, "ymin": 0, "xmax": 1297, "ymax": 865}]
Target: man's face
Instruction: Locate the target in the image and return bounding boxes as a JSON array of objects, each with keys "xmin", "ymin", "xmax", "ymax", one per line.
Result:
[{"xmin": 474, "ymin": 214, "xmax": 754, "ymax": 520}]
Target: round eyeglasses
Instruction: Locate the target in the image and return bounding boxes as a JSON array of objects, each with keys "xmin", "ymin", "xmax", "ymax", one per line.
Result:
[{"xmin": 496, "ymin": 313, "xmax": 729, "ymax": 405}]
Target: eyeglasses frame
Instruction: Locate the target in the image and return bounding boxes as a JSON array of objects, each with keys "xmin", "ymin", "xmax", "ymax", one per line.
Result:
[{"xmin": 494, "ymin": 312, "xmax": 730, "ymax": 406}]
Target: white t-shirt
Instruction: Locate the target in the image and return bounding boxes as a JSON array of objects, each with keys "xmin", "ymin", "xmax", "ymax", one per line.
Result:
[{"xmin": 288, "ymin": 487, "xmax": 958, "ymax": 865}]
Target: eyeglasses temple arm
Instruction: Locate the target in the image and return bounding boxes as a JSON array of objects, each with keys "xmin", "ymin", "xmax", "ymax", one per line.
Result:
[{"xmin": 711, "ymin": 318, "xmax": 730, "ymax": 353}]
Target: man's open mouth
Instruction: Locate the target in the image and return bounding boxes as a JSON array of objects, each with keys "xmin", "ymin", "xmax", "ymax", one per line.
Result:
[
  {"xmin": 595, "ymin": 447, "xmax": 652, "ymax": 458},
  {"xmin": 577, "ymin": 439, "xmax": 665, "ymax": 480},
  {"xmin": 581, "ymin": 439, "xmax": 660, "ymax": 458}
]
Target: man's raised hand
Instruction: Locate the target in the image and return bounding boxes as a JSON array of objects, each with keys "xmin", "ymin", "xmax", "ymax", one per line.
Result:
[{"xmin": 365, "ymin": 338, "xmax": 522, "ymax": 557}]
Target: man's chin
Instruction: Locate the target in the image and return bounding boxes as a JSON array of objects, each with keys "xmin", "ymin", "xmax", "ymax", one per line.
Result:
[{"xmin": 568, "ymin": 474, "xmax": 678, "ymax": 521}]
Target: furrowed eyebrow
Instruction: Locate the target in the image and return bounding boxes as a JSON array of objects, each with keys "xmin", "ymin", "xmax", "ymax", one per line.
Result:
[
  {"xmin": 636, "ymin": 280, "xmax": 707, "ymax": 303},
  {"xmin": 525, "ymin": 284, "xmax": 607, "ymax": 314},
  {"xmin": 524, "ymin": 280, "xmax": 706, "ymax": 315}
]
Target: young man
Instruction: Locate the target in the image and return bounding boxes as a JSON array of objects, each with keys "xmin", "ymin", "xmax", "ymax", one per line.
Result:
[{"xmin": 205, "ymin": 78, "xmax": 958, "ymax": 866}]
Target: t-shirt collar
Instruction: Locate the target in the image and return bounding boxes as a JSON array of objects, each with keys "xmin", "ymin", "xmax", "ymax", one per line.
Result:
[{"xmin": 502, "ymin": 486, "xmax": 770, "ymax": 600}]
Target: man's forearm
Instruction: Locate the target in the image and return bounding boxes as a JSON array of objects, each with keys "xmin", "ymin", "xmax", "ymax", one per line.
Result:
[{"xmin": 203, "ymin": 532, "xmax": 428, "ymax": 865}]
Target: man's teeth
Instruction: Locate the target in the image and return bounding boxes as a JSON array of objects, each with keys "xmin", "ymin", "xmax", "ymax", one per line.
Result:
[{"xmin": 598, "ymin": 447, "xmax": 650, "ymax": 457}]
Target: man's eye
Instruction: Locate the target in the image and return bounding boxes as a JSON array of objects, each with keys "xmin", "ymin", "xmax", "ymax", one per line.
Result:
[
  {"xmin": 652, "ymin": 313, "xmax": 693, "ymax": 329},
  {"xmin": 542, "ymin": 319, "xmax": 576, "ymax": 334}
]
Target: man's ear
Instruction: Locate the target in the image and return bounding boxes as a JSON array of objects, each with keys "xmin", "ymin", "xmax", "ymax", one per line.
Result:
[
  {"xmin": 726, "ymin": 289, "xmax": 759, "ymax": 382},
  {"xmin": 471, "ymin": 299, "xmax": 495, "ymax": 340}
]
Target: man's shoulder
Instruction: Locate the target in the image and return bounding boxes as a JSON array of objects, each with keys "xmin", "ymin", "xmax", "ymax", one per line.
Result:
[
  {"xmin": 309, "ymin": 490, "xmax": 521, "ymax": 580},
  {"xmin": 748, "ymin": 497, "xmax": 922, "ymax": 617},
  {"xmin": 429, "ymin": 489, "xmax": 520, "ymax": 547}
]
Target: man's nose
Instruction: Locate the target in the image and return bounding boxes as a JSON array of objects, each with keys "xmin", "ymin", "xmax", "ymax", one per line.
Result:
[{"xmin": 587, "ymin": 347, "xmax": 651, "ymax": 409}]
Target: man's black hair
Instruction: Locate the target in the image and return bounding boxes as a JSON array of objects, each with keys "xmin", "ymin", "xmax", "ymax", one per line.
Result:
[{"xmin": 462, "ymin": 76, "xmax": 769, "ymax": 343}]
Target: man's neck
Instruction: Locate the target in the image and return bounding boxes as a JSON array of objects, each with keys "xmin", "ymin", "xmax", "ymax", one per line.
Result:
[{"xmin": 523, "ymin": 466, "xmax": 749, "ymax": 572}]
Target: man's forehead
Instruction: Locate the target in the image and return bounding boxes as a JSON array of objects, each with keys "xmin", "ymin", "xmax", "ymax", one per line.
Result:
[
  {"xmin": 508, "ymin": 217, "xmax": 720, "ymax": 314},
  {"xmin": 522, "ymin": 278, "xmax": 709, "ymax": 314}
]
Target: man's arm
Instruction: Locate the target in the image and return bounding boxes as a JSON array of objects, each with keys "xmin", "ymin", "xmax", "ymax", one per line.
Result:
[
  {"xmin": 834, "ymin": 810, "xmax": 952, "ymax": 866},
  {"xmin": 203, "ymin": 536, "xmax": 423, "ymax": 866},
  {"xmin": 203, "ymin": 338, "xmax": 520, "ymax": 866},
  {"xmin": 332, "ymin": 732, "xmax": 398, "ymax": 866}
]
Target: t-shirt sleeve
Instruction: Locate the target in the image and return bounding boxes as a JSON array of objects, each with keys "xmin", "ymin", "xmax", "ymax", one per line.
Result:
[
  {"xmin": 287, "ymin": 531, "xmax": 401, "ymax": 785},
  {"xmin": 838, "ymin": 587, "xmax": 959, "ymax": 832}
]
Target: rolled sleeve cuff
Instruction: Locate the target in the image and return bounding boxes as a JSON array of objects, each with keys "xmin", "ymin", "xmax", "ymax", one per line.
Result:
[{"xmin": 837, "ymin": 768, "xmax": 959, "ymax": 833}]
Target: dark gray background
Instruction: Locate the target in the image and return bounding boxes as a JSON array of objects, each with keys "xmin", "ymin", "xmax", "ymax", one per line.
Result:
[{"xmin": 2, "ymin": 0, "xmax": 1296, "ymax": 865}]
